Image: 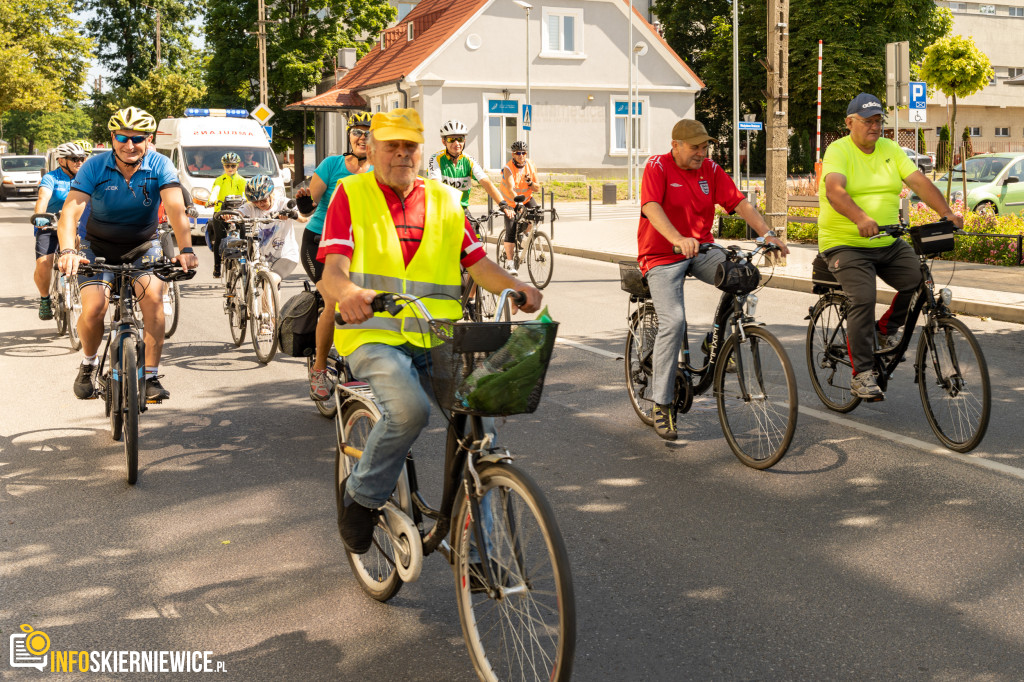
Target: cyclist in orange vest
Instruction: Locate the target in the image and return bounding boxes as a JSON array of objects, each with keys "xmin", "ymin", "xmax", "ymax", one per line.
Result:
[{"xmin": 498, "ymin": 140, "xmax": 540, "ymax": 275}]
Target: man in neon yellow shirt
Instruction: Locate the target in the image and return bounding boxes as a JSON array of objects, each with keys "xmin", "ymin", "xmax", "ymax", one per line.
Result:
[
  {"xmin": 208, "ymin": 152, "xmax": 247, "ymax": 277},
  {"xmin": 819, "ymin": 93, "xmax": 961, "ymax": 400},
  {"xmin": 317, "ymin": 108, "xmax": 542, "ymax": 554}
]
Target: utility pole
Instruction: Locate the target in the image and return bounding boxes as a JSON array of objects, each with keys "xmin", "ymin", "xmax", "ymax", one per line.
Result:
[
  {"xmin": 764, "ymin": 0, "xmax": 790, "ymax": 261},
  {"xmin": 257, "ymin": 0, "xmax": 268, "ymax": 105}
]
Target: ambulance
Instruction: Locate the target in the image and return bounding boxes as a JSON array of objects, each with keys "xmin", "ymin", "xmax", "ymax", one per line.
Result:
[{"xmin": 155, "ymin": 109, "xmax": 291, "ymax": 236}]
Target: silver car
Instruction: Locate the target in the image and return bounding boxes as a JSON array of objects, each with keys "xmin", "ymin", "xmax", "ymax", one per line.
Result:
[
  {"xmin": 901, "ymin": 147, "xmax": 935, "ymax": 174},
  {"xmin": 0, "ymin": 155, "xmax": 46, "ymax": 200}
]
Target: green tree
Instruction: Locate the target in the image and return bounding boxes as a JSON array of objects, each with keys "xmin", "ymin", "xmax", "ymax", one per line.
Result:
[
  {"xmin": 205, "ymin": 0, "xmax": 395, "ymax": 184},
  {"xmin": 2, "ymin": 107, "xmax": 93, "ymax": 153},
  {"xmin": 936, "ymin": 124, "xmax": 950, "ymax": 171},
  {"xmin": 86, "ymin": 68, "xmax": 207, "ymax": 142},
  {"xmin": 80, "ymin": 0, "xmax": 203, "ymax": 92},
  {"xmin": 917, "ymin": 127, "xmax": 927, "ymax": 157},
  {"xmin": 653, "ymin": 0, "xmax": 952, "ymax": 169},
  {"xmin": 0, "ymin": 0, "xmax": 93, "ymax": 113},
  {"xmin": 918, "ymin": 34, "xmax": 993, "ymax": 200}
]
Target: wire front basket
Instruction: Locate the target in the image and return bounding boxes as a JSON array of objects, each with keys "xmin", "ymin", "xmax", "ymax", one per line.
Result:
[{"xmin": 428, "ymin": 319, "xmax": 559, "ymax": 417}]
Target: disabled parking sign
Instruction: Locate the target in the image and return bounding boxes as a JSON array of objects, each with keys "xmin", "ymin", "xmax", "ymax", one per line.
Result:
[{"xmin": 909, "ymin": 82, "xmax": 927, "ymax": 123}]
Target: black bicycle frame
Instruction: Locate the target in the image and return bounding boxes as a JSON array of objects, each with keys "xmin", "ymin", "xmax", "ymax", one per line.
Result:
[{"xmin": 97, "ymin": 270, "xmax": 147, "ymax": 415}]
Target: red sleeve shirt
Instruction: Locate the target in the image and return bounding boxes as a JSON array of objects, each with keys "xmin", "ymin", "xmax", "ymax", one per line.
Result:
[
  {"xmin": 317, "ymin": 176, "xmax": 486, "ymax": 269},
  {"xmin": 637, "ymin": 154, "xmax": 745, "ymax": 274}
]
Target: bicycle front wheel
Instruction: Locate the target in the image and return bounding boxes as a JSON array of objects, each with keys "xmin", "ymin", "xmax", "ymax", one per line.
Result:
[
  {"xmin": 526, "ymin": 231, "xmax": 554, "ymax": 289},
  {"xmin": 453, "ymin": 463, "xmax": 576, "ymax": 682},
  {"xmin": 164, "ymin": 281, "xmax": 181, "ymax": 338},
  {"xmin": 917, "ymin": 316, "xmax": 991, "ymax": 453},
  {"xmin": 50, "ymin": 269, "xmax": 67, "ymax": 336},
  {"xmin": 226, "ymin": 265, "xmax": 247, "ymax": 347},
  {"xmin": 715, "ymin": 326, "xmax": 797, "ymax": 469},
  {"xmin": 122, "ymin": 342, "xmax": 140, "ymax": 484},
  {"xmin": 249, "ymin": 271, "xmax": 280, "ymax": 363},
  {"xmin": 67, "ymin": 280, "xmax": 83, "ymax": 350},
  {"xmin": 624, "ymin": 301, "xmax": 658, "ymax": 425},
  {"xmin": 806, "ymin": 295, "xmax": 861, "ymax": 413},
  {"xmin": 336, "ymin": 402, "xmax": 405, "ymax": 602}
]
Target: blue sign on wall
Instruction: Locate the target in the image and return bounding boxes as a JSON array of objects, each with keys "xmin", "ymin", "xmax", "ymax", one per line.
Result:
[
  {"xmin": 488, "ymin": 100, "xmax": 519, "ymax": 115},
  {"xmin": 614, "ymin": 102, "xmax": 643, "ymax": 116}
]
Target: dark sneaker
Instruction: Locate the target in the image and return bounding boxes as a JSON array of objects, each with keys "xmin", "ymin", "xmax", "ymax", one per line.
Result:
[
  {"xmin": 145, "ymin": 376, "xmax": 171, "ymax": 401},
  {"xmin": 652, "ymin": 403, "xmax": 677, "ymax": 441},
  {"xmin": 338, "ymin": 477, "xmax": 378, "ymax": 554},
  {"xmin": 73, "ymin": 363, "xmax": 97, "ymax": 399},
  {"xmin": 38, "ymin": 297, "xmax": 54, "ymax": 321},
  {"xmin": 875, "ymin": 331, "xmax": 901, "ymax": 353},
  {"xmin": 212, "ymin": 265, "xmax": 221, "ymax": 279},
  {"xmin": 851, "ymin": 371, "xmax": 884, "ymax": 400}
]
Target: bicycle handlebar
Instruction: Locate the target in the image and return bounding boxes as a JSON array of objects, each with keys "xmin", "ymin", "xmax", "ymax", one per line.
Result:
[
  {"xmin": 32, "ymin": 212, "xmax": 59, "ymax": 228},
  {"xmin": 334, "ymin": 290, "xmax": 527, "ymax": 326},
  {"xmin": 673, "ymin": 239, "xmax": 781, "ymax": 258},
  {"xmin": 78, "ymin": 257, "xmax": 197, "ymax": 282},
  {"xmin": 870, "ymin": 219, "xmax": 963, "ymax": 240}
]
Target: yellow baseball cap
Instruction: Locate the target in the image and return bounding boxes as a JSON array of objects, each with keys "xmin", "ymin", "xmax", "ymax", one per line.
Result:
[{"xmin": 370, "ymin": 108, "xmax": 425, "ymax": 144}]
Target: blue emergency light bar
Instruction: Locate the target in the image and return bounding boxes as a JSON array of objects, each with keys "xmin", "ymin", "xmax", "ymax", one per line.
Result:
[{"xmin": 184, "ymin": 108, "xmax": 250, "ymax": 118}]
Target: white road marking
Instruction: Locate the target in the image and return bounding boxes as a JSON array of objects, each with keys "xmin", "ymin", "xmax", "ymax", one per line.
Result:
[
  {"xmin": 799, "ymin": 405, "xmax": 1024, "ymax": 481},
  {"xmin": 556, "ymin": 337, "xmax": 622, "ymax": 359}
]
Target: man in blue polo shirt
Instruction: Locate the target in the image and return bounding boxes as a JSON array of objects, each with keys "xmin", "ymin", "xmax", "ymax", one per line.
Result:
[{"xmin": 57, "ymin": 107, "xmax": 198, "ymax": 402}]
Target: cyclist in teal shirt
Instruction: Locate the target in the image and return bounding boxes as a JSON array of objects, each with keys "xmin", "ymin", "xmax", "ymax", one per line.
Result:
[
  {"xmin": 294, "ymin": 112, "xmax": 373, "ymax": 401},
  {"xmin": 32, "ymin": 142, "xmax": 88, "ymax": 320}
]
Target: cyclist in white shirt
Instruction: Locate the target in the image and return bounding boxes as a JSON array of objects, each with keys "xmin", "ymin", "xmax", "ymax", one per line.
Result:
[{"xmin": 238, "ymin": 175, "xmax": 302, "ymax": 287}]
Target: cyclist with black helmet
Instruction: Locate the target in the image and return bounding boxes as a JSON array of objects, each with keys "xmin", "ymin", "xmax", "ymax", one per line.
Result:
[
  {"xmin": 32, "ymin": 142, "xmax": 89, "ymax": 320},
  {"xmin": 498, "ymin": 140, "xmax": 541, "ymax": 275},
  {"xmin": 56, "ymin": 106, "xmax": 197, "ymax": 402},
  {"xmin": 294, "ymin": 111, "xmax": 373, "ymax": 402},
  {"xmin": 239, "ymin": 174, "xmax": 302, "ymax": 287},
  {"xmin": 427, "ymin": 119, "xmax": 512, "ymax": 230},
  {"xmin": 207, "ymin": 152, "xmax": 248, "ymax": 278}
]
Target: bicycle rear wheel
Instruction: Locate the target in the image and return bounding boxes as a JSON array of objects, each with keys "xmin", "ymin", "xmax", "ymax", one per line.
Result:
[
  {"xmin": 164, "ymin": 281, "xmax": 181, "ymax": 338},
  {"xmin": 336, "ymin": 402, "xmax": 405, "ymax": 602},
  {"xmin": 806, "ymin": 295, "xmax": 861, "ymax": 413},
  {"xmin": 67, "ymin": 280, "xmax": 83, "ymax": 350},
  {"xmin": 226, "ymin": 264, "xmax": 247, "ymax": 347},
  {"xmin": 526, "ymin": 231, "xmax": 554, "ymax": 289},
  {"xmin": 249, "ymin": 271, "xmax": 280, "ymax": 363},
  {"xmin": 453, "ymin": 462, "xmax": 576, "ymax": 682},
  {"xmin": 624, "ymin": 301, "xmax": 658, "ymax": 425},
  {"xmin": 715, "ymin": 326, "xmax": 797, "ymax": 469},
  {"xmin": 917, "ymin": 316, "xmax": 991, "ymax": 453},
  {"xmin": 122, "ymin": 342, "xmax": 140, "ymax": 484}
]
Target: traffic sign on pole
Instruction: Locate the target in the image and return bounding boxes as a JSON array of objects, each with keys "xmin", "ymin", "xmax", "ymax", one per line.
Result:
[
  {"xmin": 250, "ymin": 103, "xmax": 275, "ymax": 126},
  {"xmin": 738, "ymin": 121, "xmax": 763, "ymax": 131},
  {"xmin": 522, "ymin": 104, "xmax": 532, "ymax": 131}
]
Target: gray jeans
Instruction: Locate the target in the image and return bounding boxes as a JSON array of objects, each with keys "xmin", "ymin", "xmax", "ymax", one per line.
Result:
[
  {"xmin": 645, "ymin": 249, "xmax": 727, "ymax": 405},
  {"xmin": 823, "ymin": 240, "xmax": 922, "ymax": 375}
]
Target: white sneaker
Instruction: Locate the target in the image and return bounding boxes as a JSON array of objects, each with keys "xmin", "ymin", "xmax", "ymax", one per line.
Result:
[
  {"xmin": 850, "ymin": 371, "xmax": 884, "ymax": 400},
  {"xmin": 504, "ymin": 263, "xmax": 518, "ymax": 277},
  {"xmin": 876, "ymin": 331, "xmax": 901, "ymax": 353}
]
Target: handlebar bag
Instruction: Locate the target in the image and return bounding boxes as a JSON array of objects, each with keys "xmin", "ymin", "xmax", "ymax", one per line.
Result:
[
  {"xmin": 714, "ymin": 259, "xmax": 760, "ymax": 295},
  {"xmin": 277, "ymin": 286, "xmax": 320, "ymax": 357}
]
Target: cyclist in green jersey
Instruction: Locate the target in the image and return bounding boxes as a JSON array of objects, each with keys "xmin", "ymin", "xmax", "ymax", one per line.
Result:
[{"xmin": 427, "ymin": 120, "xmax": 513, "ymax": 230}]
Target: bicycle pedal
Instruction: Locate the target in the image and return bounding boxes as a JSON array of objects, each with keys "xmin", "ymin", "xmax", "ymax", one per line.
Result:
[
  {"xmin": 862, "ymin": 395, "xmax": 886, "ymax": 403},
  {"xmin": 146, "ymin": 397, "xmax": 164, "ymax": 405}
]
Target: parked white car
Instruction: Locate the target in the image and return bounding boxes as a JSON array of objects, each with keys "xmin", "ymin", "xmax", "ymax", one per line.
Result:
[{"xmin": 0, "ymin": 155, "xmax": 46, "ymax": 201}]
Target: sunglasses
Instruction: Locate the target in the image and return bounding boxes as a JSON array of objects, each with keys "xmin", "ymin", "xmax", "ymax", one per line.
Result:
[
  {"xmin": 444, "ymin": 136, "xmax": 465, "ymax": 144},
  {"xmin": 223, "ymin": 164, "xmax": 238, "ymax": 169},
  {"xmin": 113, "ymin": 134, "xmax": 149, "ymax": 144},
  {"xmin": 350, "ymin": 129, "xmax": 369, "ymax": 139},
  {"xmin": 512, "ymin": 151, "xmax": 527, "ymax": 156},
  {"xmin": 68, "ymin": 157, "xmax": 87, "ymax": 163}
]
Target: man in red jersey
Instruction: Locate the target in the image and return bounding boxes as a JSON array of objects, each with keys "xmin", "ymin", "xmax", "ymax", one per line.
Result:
[{"xmin": 637, "ymin": 119, "xmax": 788, "ymax": 440}]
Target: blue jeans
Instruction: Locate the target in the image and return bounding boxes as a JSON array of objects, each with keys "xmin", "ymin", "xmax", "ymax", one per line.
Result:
[
  {"xmin": 344, "ymin": 341, "xmax": 497, "ymax": 509},
  {"xmin": 645, "ymin": 250, "xmax": 726, "ymax": 405}
]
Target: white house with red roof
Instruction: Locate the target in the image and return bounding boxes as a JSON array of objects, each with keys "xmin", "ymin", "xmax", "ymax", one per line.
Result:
[{"xmin": 288, "ymin": 0, "xmax": 702, "ymax": 176}]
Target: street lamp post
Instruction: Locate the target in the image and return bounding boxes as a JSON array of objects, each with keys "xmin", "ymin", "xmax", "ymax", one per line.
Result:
[
  {"xmin": 513, "ymin": 1, "xmax": 533, "ymax": 150},
  {"xmin": 632, "ymin": 42, "xmax": 647, "ymax": 202}
]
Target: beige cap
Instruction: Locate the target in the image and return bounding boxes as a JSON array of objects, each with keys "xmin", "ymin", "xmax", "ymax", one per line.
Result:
[{"xmin": 672, "ymin": 119, "xmax": 714, "ymax": 145}]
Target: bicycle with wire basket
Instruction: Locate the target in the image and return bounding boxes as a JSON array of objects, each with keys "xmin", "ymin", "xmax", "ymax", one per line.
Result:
[
  {"xmin": 78, "ymin": 256, "xmax": 195, "ymax": 484},
  {"xmin": 495, "ymin": 195, "xmax": 556, "ymax": 289},
  {"xmin": 34, "ymin": 211, "xmax": 84, "ymax": 350},
  {"xmin": 805, "ymin": 219, "xmax": 991, "ymax": 452},
  {"xmin": 219, "ymin": 208, "xmax": 293, "ymax": 363},
  {"xmin": 620, "ymin": 240, "xmax": 798, "ymax": 469},
  {"xmin": 332, "ymin": 290, "xmax": 575, "ymax": 681}
]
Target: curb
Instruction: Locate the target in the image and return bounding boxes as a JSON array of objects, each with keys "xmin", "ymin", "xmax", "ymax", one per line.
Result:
[{"xmin": 539, "ymin": 241, "xmax": 1024, "ymax": 325}]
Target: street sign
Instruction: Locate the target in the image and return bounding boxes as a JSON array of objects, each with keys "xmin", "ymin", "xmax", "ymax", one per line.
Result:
[
  {"xmin": 488, "ymin": 100, "xmax": 518, "ymax": 115},
  {"xmin": 910, "ymin": 82, "xmax": 927, "ymax": 108},
  {"xmin": 885, "ymin": 41, "xmax": 910, "ymax": 107},
  {"xmin": 263, "ymin": 126, "xmax": 273, "ymax": 142},
  {"xmin": 909, "ymin": 109, "xmax": 927, "ymax": 123},
  {"xmin": 250, "ymin": 103, "xmax": 275, "ymax": 125},
  {"xmin": 738, "ymin": 121, "xmax": 763, "ymax": 131},
  {"xmin": 522, "ymin": 104, "xmax": 532, "ymax": 131}
]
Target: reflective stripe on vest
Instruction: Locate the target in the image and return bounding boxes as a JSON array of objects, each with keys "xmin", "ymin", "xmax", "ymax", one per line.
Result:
[{"xmin": 334, "ymin": 175, "xmax": 465, "ymax": 356}]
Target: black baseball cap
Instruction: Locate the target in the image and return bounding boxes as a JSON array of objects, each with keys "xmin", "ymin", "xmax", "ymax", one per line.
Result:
[{"xmin": 847, "ymin": 93, "xmax": 884, "ymax": 117}]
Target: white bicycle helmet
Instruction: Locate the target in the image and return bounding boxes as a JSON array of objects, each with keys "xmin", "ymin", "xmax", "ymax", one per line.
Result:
[
  {"xmin": 440, "ymin": 120, "xmax": 468, "ymax": 137},
  {"xmin": 55, "ymin": 142, "xmax": 87, "ymax": 159}
]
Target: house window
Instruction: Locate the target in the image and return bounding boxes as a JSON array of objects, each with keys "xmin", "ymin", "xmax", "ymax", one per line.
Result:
[
  {"xmin": 947, "ymin": 2, "xmax": 966, "ymax": 10},
  {"xmin": 994, "ymin": 127, "xmax": 1010, "ymax": 137},
  {"xmin": 1009, "ymin": 67, "xmax": 1024, "ymax": 78},
  {"xmin": 541, "ymin": 8, "xmax": 584, "ymax": 57},
  {"xmin": 1010, "ymin": 6, "xmax": 1023, "ymax": 15},
  {"xmin": 610, "ymin": 97, "xmax": 648, "ymax": 155},
  {"xmin": 388, "ymin": 98, "xmax": 400, "ymax": 111},
  {"xmin": 396, "ymin": 2, "xmax": 415, "ymax": 21},
  {"xmin": 979, "ymin": 4, "xmax": 995, "ymax": 14},
  {"xmin": 969, "ymin": 126, "xmax": 981, "ymax": 137},
  {"xmin": 484, "ymin": 98, "xmax": 523, "ymax": 170}
]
